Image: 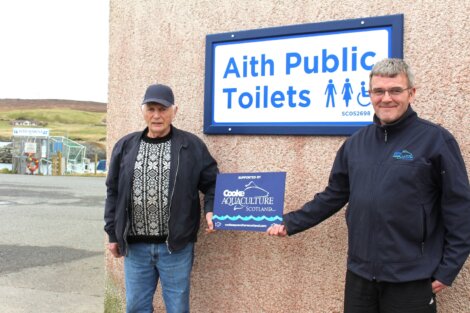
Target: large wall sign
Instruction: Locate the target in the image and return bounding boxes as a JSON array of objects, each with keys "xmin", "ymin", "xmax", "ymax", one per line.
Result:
[{"xmin": 204, "ymin": 14, "xmax": 403, "ymax": 135}]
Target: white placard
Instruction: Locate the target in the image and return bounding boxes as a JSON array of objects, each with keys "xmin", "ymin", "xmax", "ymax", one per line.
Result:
[{"xmin": 13, "ymin": 128, "xmax": 50, "ymax": 137}]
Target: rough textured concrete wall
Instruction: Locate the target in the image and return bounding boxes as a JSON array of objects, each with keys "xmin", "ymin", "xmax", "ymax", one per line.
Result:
[{"xmin": 107, "ymin": 1, "xmax": 470, "ymax": 312}]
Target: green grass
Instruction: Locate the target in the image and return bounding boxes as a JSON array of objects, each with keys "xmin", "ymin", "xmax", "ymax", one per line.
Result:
[
  {"xmin": 0, "ymin": 108, "xmax": 106, "ymax": 142},
  {"xmin": 104, "ymin": 277, "xmax": 125, "ymax": 313}
]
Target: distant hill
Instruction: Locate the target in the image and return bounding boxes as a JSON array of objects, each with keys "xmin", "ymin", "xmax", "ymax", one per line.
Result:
[
  {"xmin": 0, "ymin": 99, "xmax": 106, "ymax": 112},
  {"xmin": 0, "ymin": 99, "xmax": 107, "ymax": 159}
]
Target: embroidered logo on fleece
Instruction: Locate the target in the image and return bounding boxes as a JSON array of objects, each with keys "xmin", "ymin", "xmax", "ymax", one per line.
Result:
[{"xmin": 392, "ymin": 150, "xmax": 414, "ymax": 160}]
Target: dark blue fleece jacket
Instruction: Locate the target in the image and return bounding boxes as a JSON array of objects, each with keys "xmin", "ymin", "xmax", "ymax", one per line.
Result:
[{"xmin": 284, "ymin": 106, "xmax": 470, "ymax": 286}]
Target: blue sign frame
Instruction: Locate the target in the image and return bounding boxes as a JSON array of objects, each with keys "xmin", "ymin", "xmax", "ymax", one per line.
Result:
[{"xmin": 204, "ymin": 14, "xmax": 403, "ymax": 135}]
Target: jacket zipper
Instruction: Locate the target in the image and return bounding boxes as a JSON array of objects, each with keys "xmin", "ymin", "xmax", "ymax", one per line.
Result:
[
  {"xmin": 421, "ymin": 205, "xmax": 427, "ymax": 255},
  {"xmin": 166, "ymin": 144, "xmax": 182, "ymax": 254},
  {"xmin": 372, "ymin": 130, "xmax": 389, "ymax": 279},
  {"xmin": 371, "ymin": 177, "xmax": 379, "ymax": 280}
]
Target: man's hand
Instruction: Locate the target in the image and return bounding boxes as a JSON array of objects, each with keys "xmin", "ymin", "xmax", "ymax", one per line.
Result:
[
  {"xmin": 267, "ymin": 223, "xmax": 287, "ymax": 237},
  {"xmin": 107, "ymin": 242, "xmax": 122, "ymax": 258},
  {"xmin": 432, "ymin": 280, "xmax": 447, "ymax": 294},
  {"xmin": 205, "ymin": 212, "xmax": 216, "ymax": 234}
]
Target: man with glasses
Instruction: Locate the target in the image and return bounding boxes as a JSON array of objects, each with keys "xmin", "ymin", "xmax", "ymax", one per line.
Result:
[{"xmin": 268, "ymin": 58, "xmax": 470, "ymax": 313}]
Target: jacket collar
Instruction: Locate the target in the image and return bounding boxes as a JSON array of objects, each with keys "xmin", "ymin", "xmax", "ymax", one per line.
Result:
[
  {"xmin": 373, "ymin": 104, "xmax": 417, "ymax": 132},
  {"xmin": 140, "ymin": 125, "xmax": 187, "ymax": 147},
  {"xmin": 169, "ymin": 125, "xmax": 188, "ymax": 148}
]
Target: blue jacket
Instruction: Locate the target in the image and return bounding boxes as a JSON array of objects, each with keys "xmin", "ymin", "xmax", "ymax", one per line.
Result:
[
  {"xmin": 104, "ymin": 126, "xmax": 218, "ymax": 255},
  {"xmin": 284, "ymin": 106, "xmax": 470, "ymax": 286}
]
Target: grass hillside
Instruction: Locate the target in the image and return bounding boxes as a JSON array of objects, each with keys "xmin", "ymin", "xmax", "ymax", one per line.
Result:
[
  {"xmin": 0, "ymin": 108, "xmax": 106, "ymax": 141},
  {"xmin": 0, "ymin": 99, "xmax": 107, "ymax": 158}
]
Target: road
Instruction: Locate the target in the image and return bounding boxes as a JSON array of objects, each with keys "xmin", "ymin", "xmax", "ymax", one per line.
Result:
[{"xmin": 0, "ymin": 174, "xmax": 106, "ymax": 313}]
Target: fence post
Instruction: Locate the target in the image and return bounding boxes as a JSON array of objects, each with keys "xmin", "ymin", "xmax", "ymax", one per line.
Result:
[
  {"xmin": 94, "ymin": 153, "xmax": 98, "ymax": 175},
  {"xmin": 58, "ymin": 151, "xmax": 62, "ymax": 176}
]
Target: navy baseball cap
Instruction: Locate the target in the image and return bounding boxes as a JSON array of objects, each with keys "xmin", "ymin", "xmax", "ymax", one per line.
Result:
[{"xmin": 142, "ymin": 84, "xmax": 174, "ymax": 107}]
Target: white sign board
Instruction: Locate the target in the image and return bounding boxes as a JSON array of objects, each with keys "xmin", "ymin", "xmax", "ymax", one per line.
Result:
[
  {"xmin": 13, "ymin": 128, "xmax": 50, "ymax": 137},
  {"xmin": 24, "ymin": 142, "xmax": 37, "ymax": 154},
  {"xmin": 204, "ymin": 14, "xmax": 404, "ymax": 135}
]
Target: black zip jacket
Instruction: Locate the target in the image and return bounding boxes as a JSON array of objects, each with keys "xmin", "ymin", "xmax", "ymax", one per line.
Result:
[
  {"xmin": 104, "ymin": 126, "xmax": 218, "ymax": 255},
  {"xmin": 284, "ymin": 106, "xmax": 470, "ymax": 286}
]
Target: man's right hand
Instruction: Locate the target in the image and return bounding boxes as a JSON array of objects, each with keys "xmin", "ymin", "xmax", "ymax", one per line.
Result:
[
  {"xmin": 107, "ymin": 242, "xmax": 122, "ymax": 258},
  {"xmin": 267, "ymin": 224, "xmax": 287, "ymax": 237}
]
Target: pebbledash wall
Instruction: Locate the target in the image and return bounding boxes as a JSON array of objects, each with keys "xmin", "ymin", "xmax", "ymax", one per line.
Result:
[{"xmin": 107, "ymin": 1, "xmax": 470, "ymax": 312}]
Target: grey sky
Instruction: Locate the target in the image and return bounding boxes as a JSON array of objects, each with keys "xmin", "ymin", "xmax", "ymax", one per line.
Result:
[{"xmin": 0, "ymin": 0, "xmax": 109, "ymax": 103}]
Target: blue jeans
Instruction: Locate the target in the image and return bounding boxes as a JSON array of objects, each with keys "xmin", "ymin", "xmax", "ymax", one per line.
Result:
[{"xmin": 124, "ymin": 242, "xmax": 194, "ymax": 313}]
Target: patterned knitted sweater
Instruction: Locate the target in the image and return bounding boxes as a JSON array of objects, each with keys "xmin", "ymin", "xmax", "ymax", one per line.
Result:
[{"xmin": 127, "ymin": 132, "xmax": 171, "ymax": 244}]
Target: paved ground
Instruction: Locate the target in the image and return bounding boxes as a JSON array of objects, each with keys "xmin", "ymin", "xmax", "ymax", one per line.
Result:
[{"xmin": 0, "ymin": 174, "xmax": 106, "ymax": 313}]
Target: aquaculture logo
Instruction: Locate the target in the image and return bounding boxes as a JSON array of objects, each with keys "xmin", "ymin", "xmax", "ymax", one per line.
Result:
[
  {"xmin": 221, "ymin": 181, "xmax": 274, "ymax": 212},
  {"xmin": 392, "ymin": 150, "xmax": 414, "ymax": 161}
]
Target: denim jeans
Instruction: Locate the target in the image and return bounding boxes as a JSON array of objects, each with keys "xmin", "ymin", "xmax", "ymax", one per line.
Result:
[{"xmin": 124, "ymin": 242, "xmax": 194, "ymax": 313}]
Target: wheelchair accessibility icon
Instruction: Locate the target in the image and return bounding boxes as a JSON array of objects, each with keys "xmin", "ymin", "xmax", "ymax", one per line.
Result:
[{"xmin": 357, "ymin": 81, "xmax": 371, "ymax": 107}]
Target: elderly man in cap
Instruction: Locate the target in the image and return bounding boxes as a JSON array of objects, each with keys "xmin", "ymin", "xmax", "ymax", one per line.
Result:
[{"xmin": 105, "ymin": 83, "xmax": 219, "ymax": 313}]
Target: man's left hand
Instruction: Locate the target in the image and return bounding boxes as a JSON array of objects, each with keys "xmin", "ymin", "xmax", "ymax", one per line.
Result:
[
  {"xmin": 432, "ymin": 280, "xmax": 447, "ymax": 294},
  {"xmin": 205, "ymin": 212, "xmax": 216, "ymax": 234}
]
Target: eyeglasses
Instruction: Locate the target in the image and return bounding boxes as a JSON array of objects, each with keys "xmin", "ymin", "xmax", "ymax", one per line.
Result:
[{"xmin": 369, "ymin": 87, "xmax": 412, "ymax": 97}]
